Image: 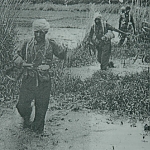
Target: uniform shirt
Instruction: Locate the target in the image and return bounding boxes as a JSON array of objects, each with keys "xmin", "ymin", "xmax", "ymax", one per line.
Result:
[
  {"xmin": 15, "ymin": 38, "xmax": 66, "ymax": 84},
  {"xmin": 89, "ymin": 22, "xmax": 115, "ymax": 42},
  {"xmin": 119, "ymin": 13, "xmax": 126, "ymax": 29},
  {"xmin": 119, "ymin": 12, "xmax": 135, "ymax": 33},
  {"xmin": 19, "ymin": 38, "xmax": 65, "ymax": 67}
]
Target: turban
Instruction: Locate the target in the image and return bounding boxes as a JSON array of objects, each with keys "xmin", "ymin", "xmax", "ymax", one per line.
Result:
[
  {"xmin": 121, "ymin": 6, "xmax": 125, "ymax": 10},
  {"xmin": 94, "ymin": 12, "xmax": 102, "ymax": 20},
  {"xmin": 32, "ymin": 19, "xmax": 50, "ymax": 32},
  {"xmin": 93, "ymin": 12, "xmax": 105, "ymax": 33}
]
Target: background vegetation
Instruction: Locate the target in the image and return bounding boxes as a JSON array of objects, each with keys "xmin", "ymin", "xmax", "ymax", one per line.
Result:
[
  {"xmin": 17, "ymin": 0, "xmax": 150, "ymax": 6},
  {"xmin": 50, "ymin": 70, "xmax": 150, "ymax": 120}
]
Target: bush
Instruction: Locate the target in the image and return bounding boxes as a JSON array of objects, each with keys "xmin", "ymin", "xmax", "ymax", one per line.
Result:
[
  {"xmin": 0, "ymin": 0, "xmax": 24, "ymax": 102},
  {"xmin": 51, "ymin": 69, "xmax": 150, "ymax": 119}
]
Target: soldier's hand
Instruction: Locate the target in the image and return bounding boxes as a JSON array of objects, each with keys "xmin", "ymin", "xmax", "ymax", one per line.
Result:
[
  {"xmin": 101, "ymin": 36, "xmax": 108, "ymax": 41},
  {"xmin": 23, "ymin": 63, "xmax": 33, "ymax": 67},
  {"xmin": 13, "ymin": 55, "xmax": 24, "ymax": 69},
  {"xmin": 62, "ymin": 43, "xmax": 69, "ymax": 61},
  {"xmin": 134, "ymin": 30, "xmax": 137, "ymax": 35},
  {"xmin": 125, "ymin": 32, "xmax": 131, "ymax": 36},
  {"xmin": 62, "ymin": 43, "xmax": 68, "ymax": 52},
  {"xmin": 118, "ymin": 33, "xmax": 122, "ymax": 38},
  {"xmin": 38, "ymin": 65, "xmax": 50, "ymax": 71},
  {"xmin": 87, "ymin": 40, "xmax": 93, "ymax": 46}
]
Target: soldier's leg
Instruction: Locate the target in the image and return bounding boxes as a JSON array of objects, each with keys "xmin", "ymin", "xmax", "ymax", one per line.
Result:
[
  {"xmin": 118, "ymin": 27, "xmax": 127, "ymax": 46},
  {"xmin": 101, "ymin": 42, "xmax": 111, "ymax": 70},
  {"xmin": 96, "ymin": 45, "xmax": 102, "ymax": 64},
  {"xmin": 16, "ymin": 77, "xmax": 35, "ymax": 128},
  {"xmin": 31, "ymin": 81, "xmax": 51, "ymax": 133},
  {"xmin": 126, "ymin": 36, "xmax": 131, "ymax": 48},
  {"xmin": 118, "ymin": 33, "xmax": 126, "ymax": 46}
]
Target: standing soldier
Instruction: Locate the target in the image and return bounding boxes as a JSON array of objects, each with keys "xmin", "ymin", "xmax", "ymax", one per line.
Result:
[
  {"xmin": 88, "ymin": 13, "xmax": 128, "ymax": 70},
  {"xmin": 118, "ymin": 5, "xmax": 136, "ymax": 46},
  {"xmin": 14, "ymin": 19, "xmax": 67, "ymax": 134},
  {"xmin": 118, "ymin": 6, "xmax": 126, "ymax": 34}
]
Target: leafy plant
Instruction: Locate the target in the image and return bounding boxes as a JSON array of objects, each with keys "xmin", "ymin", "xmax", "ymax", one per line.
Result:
[
  {"xmin": 51, "ymin": 69, "xmax": 150, "ymax": 120},
  {"xmin": 0, "ymin": 0, "xmax": 26, "ymax": 102}
]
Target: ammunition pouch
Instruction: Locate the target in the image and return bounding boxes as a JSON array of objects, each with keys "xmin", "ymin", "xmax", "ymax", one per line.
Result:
[
  {"xmin": 37, "ymin": 65, "xmax": 50, "ymax": 82},
  {"xmin": 38, "ymin": 70, "xmax": 50, "ymax": 82}
]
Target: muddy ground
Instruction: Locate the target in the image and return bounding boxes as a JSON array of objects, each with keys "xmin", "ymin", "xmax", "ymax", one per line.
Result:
[
  {"xmin": 1, "ymin": 8, "xmax": 150, "ymax": 150},
  {"xmin": 0, "ymin": 106, "xmax": 150, "ymax": 150}
]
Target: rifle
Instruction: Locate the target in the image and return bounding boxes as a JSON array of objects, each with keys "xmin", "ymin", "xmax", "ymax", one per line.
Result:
[
  {"xmin": 5, "ymin": 63, "xmax": 33, "ymax": 82},
  {"xmin": 86, "ymin": 41, "xmax": 96, "ymax": 56},
  {"xmin": 5, "ymin": 62, "xmax": 51, "ymax": 82}
]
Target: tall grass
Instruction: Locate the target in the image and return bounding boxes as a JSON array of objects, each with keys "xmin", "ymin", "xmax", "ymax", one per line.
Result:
[
  {"xmin": 0, "ymin": 1, "xmax": 17, "ymax": 65},
  {"xmin": 0, "ymin": 0, "xmax": 27, "ymax": 103}
]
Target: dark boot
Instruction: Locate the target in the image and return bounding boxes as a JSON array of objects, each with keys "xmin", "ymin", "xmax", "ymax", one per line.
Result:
[
  {"xmin": 23, "ymin": 116, "xmax": 31, "ymax": 129},
  {"xmin": 31, "ymin": 121, "xmax": 44, "ymax": 134}
]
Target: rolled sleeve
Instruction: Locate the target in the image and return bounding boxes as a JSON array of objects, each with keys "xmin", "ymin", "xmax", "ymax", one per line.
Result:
[{"xmin": 50, "ymin": 40, "xmax": 67, "ymax": 60}]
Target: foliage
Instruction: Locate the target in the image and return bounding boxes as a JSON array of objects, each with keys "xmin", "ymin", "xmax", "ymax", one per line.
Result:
[
  {"xmin": 51, "ymin": 69, "xmax": 150, "ymax": 119},
  {"xmin": 20, "ymin": 0, "xmax": 150, "ymax": 6},
  {"xmin": 0, "ymin": 0, "xmax": 19, "ymax": 66},
  {"xmin": 67, "ymin": 45, "xmax": 96, "ymax": 67},
  {"xmin": 0, "ymin": 0, "xmax": 25, "ymax": 103}
]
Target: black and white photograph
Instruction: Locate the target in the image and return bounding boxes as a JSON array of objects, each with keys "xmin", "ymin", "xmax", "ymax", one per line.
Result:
[{"xmin": 0, "ymin": 0, "xmax": 150, "ymax": 149}]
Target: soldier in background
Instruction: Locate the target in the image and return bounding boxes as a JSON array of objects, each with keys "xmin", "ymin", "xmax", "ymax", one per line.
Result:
[
  {"xmin": 88, "ymin": 13, "xmax": 128, "ymax": 70},
  {"xmin": 118, "ymin": 5, "xmax": 136, "ymax": 46}
]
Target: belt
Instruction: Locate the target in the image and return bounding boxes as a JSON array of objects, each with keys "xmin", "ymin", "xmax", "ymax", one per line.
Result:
[{"xmin": 24, "ymin": 69, "xmax": 39, "ymax": 87}]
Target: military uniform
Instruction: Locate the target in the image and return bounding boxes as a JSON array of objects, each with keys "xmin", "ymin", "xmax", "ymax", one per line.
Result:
[
  {"xmin": 15, "ymin": 37, "xmax": 66, "ymax": 133},
  {"xmin": 118, "ymin": 10, "xmax": 135, "ymax": 46},
  {"xmin": 89, "ymin": 21, "xmax": 115, "ymax": 70}
]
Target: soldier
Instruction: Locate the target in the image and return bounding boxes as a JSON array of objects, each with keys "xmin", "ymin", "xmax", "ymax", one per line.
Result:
[
  {"xmin": 14, "ymin": 19, "xmax": 67, "ymax": 134},
  {"xmin": 88, "ymin": 13, "xmax": 128, "ymax": 70},
  {"xmin": 119, "ymin": 6, "xmax": 126, "ymax": 31},
  {"xmin": 118, "ymin": 5, "xmax": 136, "ymax": 46}
]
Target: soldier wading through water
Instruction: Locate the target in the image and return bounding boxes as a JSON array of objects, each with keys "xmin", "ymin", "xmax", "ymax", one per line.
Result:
[
  {"xmin": 13, "ymin": 19, "xmax": 67, "ymax": 134},
  {"xmin": 88, "ymin": 13, "xmax": 128, "ymax": 70}
]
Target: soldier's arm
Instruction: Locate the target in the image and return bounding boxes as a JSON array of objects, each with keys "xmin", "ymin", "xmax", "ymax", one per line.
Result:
[
  {"xmin": 119, "ymin": 16, "xmax": 122, "ymax": 29},
  {"xmin": 14, "ymin": 40, "xmax": 26, "ymax": 59},
  {"xmin": 106, "ymin": 23, "xmax": 127, "ymax": 35},
  {"xmin": 50, "ymin": 39, "xmax": 67, "ymax": 60},
  {"xmin": 13, "ymin": 40, "xmax": 28, "ymax": 68},
  {"xmin": 130, "ymin": 15, "xmax": 135, "ymax": 33},
  {"xmin": 88, "ymin": 26, "xmax": 94, "ymax": 42}
]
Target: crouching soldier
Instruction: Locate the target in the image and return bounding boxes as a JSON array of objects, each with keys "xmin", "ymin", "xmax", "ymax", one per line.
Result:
[
  {"xmin": 88, "ymin": 13, "xmax": 128, "ymax": 70},
  {"xmin": 14, "ymin": 19, "xmax": 67, "ymax": 134}
]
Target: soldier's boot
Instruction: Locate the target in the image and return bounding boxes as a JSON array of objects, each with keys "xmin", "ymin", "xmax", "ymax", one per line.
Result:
[
  {"xmin": 23, "ymin": 116, "xmax": 31, "ymax": 129},
  {"xmin": 31, "ymin": 120, "xmax": 44, "ymax": 134}
]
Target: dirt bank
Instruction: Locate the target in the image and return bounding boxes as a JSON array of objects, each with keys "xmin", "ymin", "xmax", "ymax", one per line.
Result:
[{"xmin": 0, "ymin": 108, "xmax": 150, "ymax": 150}]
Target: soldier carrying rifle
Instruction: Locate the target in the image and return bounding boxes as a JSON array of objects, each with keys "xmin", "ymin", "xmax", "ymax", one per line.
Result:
[
  {"xmin": 88, "ymin": 13, "xmax": 129, "ymax": 70},
  {"xmin": 118, "ymin": 5, "xmax": 136, "ymax": 46},
  {"xmin": 11, "ymin": 19, "xmax": 67, "ymax": 134}
]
